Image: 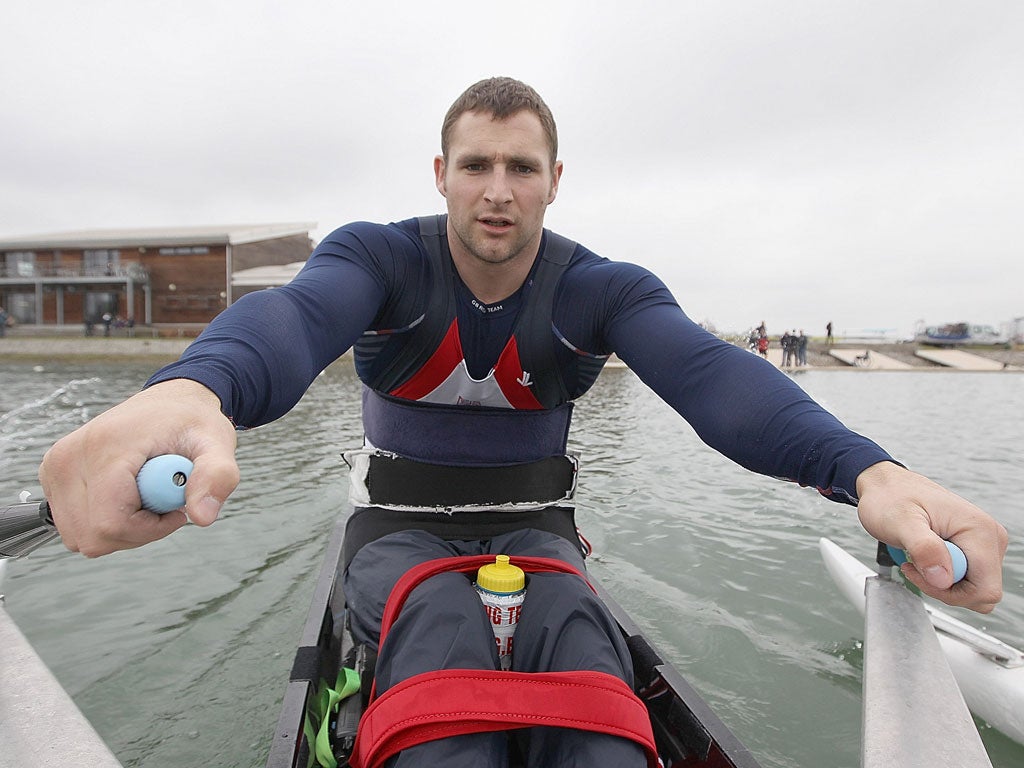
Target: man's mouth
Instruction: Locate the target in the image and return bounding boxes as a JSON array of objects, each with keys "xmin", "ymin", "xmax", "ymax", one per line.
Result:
[{"xmin": 480, "ymin": 217, "xmax": 513, "ymax": 229}]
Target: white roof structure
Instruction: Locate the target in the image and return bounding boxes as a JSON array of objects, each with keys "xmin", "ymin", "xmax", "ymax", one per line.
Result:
[
  {"xmin": 231, "ymin": 261, "xmax": 307, "ymax": 288},
  {"xmin": 0, "ymin": 223, "xmax": 317, "ymax": 250}
]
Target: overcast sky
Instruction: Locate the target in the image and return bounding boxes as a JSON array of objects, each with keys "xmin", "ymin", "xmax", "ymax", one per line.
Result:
[{"xmin": 2, "ymin": 0, "xmax": 1021, "ymax": 337}]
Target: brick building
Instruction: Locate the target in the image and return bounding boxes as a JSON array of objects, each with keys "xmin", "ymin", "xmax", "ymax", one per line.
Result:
[{"xmin": 0, "ymin": 223, "xmax": 315, "ymax": 334}]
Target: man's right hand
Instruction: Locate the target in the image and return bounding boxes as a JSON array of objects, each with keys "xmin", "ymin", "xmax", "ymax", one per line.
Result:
[{"xmin": 38, "ymin": 378, "xmax": 239, "ymax": 557}]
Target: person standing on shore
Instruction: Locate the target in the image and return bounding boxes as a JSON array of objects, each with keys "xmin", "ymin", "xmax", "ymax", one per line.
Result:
[
  {"xmin": 780, "ymin": 329, "xmax": 793, "ymax": 367},
  {"xmin": 797, "ymin": 329, "xmax": 808, "ymax": 366},
  {"xmin": 826, "ymin": 320, "xmax": 834, "ymax": 344}
]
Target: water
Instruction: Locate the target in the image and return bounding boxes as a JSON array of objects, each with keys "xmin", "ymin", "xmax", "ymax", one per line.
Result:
[{"xmin": 2, "ymin": 359, "xmax": 1022, "ymax": 768}]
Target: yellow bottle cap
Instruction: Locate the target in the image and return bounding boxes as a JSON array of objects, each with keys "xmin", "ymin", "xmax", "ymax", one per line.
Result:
[{"xmin": 475, "ymin": 555, "xmax": 525, "ymax": 594}]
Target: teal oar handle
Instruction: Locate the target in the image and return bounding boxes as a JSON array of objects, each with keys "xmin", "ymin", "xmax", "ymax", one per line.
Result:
[
  {"xmin": 886, "ymin": 540, "xmax": 968, "ymax": 584},
  {"xmin": 135, "ymin": 454, "xmax": 193, "ymax": 513},
  {"xmin": 40, "ymin": 453, "xmax": 193, "ymax": 521}
]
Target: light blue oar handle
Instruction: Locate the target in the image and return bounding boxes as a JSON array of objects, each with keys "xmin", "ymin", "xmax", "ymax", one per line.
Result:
[
  {"xmin": 136, "ymin": 454, "xmax": 193, "ymax": 513},
  {"xmin": 886, "ymin": 540, "xmax": 968, "ymax": 584}
]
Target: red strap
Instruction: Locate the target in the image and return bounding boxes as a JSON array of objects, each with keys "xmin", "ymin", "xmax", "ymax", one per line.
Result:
[
  {"xmin": 354, "ymin": 555, "xmax": 657, "ymax": 766},
  {"xmin": 372, "ymin": 555, "xmax": 594, "ymax": 702},
  {"xmin": 350, "ymin": 668, "xmax": 660, "ymax": 768}
]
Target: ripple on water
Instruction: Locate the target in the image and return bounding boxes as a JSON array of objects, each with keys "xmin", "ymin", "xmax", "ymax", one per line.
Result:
[{"xmin": 2, "ymin": 362, "xmax": 1023, "ymax": 767}]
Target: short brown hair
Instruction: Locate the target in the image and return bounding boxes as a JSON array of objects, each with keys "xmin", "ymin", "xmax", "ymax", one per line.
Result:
[{"xmin": 441, "ymin": 77, "xmax": 558, "ymax": 167}]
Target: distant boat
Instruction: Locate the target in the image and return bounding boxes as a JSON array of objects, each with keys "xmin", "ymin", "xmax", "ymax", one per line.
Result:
[{"xmin": 914, "ymin": 321, "xmax": 1008, "ymax": 346}]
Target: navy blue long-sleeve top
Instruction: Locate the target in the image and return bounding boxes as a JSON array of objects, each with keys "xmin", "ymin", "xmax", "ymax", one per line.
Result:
[{"xmin": 147, "ymin": 217, "xmax": 892, "ymax": 505}]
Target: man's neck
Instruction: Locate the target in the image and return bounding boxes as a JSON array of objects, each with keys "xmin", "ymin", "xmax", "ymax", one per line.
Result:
[{"xmin": 448, "ymin": 235, "xmax": 541, "ymax": 305}]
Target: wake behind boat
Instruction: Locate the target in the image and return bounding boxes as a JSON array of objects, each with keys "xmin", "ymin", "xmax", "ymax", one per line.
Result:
[{"xmin": 265, "ymin": 515, "xmax": 764, "ymax": 768}]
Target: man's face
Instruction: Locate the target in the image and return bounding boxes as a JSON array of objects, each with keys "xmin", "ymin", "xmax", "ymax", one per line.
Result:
[{"xmin": 435, "ymin": 109, "xmax": 562, "ymax": 268}]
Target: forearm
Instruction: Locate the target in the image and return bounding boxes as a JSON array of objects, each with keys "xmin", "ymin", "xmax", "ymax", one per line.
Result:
[
  {"xmin": 146, "ymin": 262, "xmax": 378, "ymax": 427},
  {"xmin": 615, "ymin": 308, "xmax": 892, "ymax": 501},
  {"xmin": 146, "ymin": 290, "xmax": 322, "ymax": 427}
]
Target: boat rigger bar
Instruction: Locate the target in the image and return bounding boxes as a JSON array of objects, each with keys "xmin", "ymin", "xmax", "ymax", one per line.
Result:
[
  {"xmin": 0, "ymin": 573, "xmax": 124, "ymax": 767},
  {"xmin": 862, "ymin": 572, "xmax": 993, "ymax": 768}
]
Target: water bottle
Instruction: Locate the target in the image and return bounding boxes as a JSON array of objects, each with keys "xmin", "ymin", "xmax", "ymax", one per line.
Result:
[{"xmin": 475, "ymin": 554, "xmax": 526, "ymax": 670}]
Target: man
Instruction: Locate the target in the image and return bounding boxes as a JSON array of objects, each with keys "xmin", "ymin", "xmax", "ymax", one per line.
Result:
[
  {"xmin": 780, "ymin": 329, "xmax": 793, "ymax": 366},
  {"xmin": 39, "ymin": 78, "xmax": 1007, "ymax": 766}
]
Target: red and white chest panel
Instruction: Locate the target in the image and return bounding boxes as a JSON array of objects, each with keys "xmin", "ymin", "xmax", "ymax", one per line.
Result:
[{"xmin": 389, "ymin": 319, "xmax": 543, "ymax": 410}]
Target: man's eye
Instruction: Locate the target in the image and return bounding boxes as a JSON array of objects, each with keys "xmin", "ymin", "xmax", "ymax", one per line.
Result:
[
  {"xmin": 465, "ymin": 164, "xmax": 485, "ymax": 172},
  {"xmin": 514, "ymin": 165, "xmax": 535, "ymax": 174}
]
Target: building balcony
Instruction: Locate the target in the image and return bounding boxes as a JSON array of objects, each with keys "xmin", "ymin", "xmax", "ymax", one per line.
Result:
[{"xmin": 0, "ymin": 262, "xmax": 150, "ymax": 285}]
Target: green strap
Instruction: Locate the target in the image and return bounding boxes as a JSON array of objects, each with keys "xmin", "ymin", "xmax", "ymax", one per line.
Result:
[{"xmin": 303, "ymin": 667, "xmax": 361, "ymax": 768}]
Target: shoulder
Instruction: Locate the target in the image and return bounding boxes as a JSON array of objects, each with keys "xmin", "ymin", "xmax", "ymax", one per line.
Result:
[
  {"xmin": 302, "ymin": 218, "xmax": 431, "ymax": 281},
  {"xmin": 555, "ymin": 234, "xmax": 674, "ymax": 300},
  {"xmin": 315, "ymin": 218, "xmax": 423, "ymax": 257},
  {"xmin": 548, "ymin": 232, "xmax": 681, "ymax": 348}
]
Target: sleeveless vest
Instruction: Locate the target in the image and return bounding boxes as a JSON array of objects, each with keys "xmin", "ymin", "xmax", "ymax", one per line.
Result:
[
  {"xmin": 353, "ymin": 215, "xmax": 579, "ymax": 466},
  {"xmin": 356, "ymin": 215, "xmax": 576, "ymax": 407}
]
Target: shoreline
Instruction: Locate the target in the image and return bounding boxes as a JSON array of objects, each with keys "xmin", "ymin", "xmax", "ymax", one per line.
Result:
[
  {"xmin": 0, "ymin": 336, "xmax": 194, "ymax": 362},
  {"xmin": 1, "ymin": 335, "xmax": 1022, "ymax": 371},
  {"xmin": 794, "ymin": 341, "xmax": 1024, "ymax": 371}
]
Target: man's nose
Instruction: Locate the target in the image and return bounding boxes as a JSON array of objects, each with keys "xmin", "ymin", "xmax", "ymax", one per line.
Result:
[{"xmin": 484, "ymin": 168, "xmax": 513, "ymax": 204}]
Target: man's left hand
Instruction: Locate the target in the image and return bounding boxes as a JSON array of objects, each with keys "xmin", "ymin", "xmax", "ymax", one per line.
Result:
[{"xmin": 855, "ymin": 461, "xmax": 1008, "ymax": 613}]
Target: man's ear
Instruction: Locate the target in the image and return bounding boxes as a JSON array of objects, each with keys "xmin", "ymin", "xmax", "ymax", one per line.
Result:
[
  {"xmin": 434, "ymin": 155, "xmax": 447, "ymax": 197},
  {"xmin": 548, "ymin": 160, "xmax": 564, "ymax": 204}
]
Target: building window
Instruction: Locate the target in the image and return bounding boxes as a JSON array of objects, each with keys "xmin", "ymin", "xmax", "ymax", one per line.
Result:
[
  {"xmin": 7, "ymin": 292, "xmax": 37, "ymax": 323},
  {"xmin": 84, "ymin": 249, "xmax": 121, "ymax": 276},
  {"xmin": 85, "ymin": 291, "xmax": 119, "ymax": 322},
  {"xmin": 5, "ymin": 251, "xmax": 36, "ymax": 277},
  {"xmin": 158, "ymin": 246, "xmax": 210, "ymax": 255}
]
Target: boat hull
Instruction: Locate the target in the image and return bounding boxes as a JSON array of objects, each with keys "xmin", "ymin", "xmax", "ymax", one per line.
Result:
[
  {"xmin": 914, "ymin": 322, "xmax": 1009, "ymax": 347},
  {"xmin": 266, "ymin": 515, "xmax": 764, "ymax": 767}
]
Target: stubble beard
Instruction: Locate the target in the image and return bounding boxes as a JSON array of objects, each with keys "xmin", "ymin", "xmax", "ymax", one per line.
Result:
[{"xmin": 451, "ymin": 220, "xmax": 536, "ymax": 268}]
